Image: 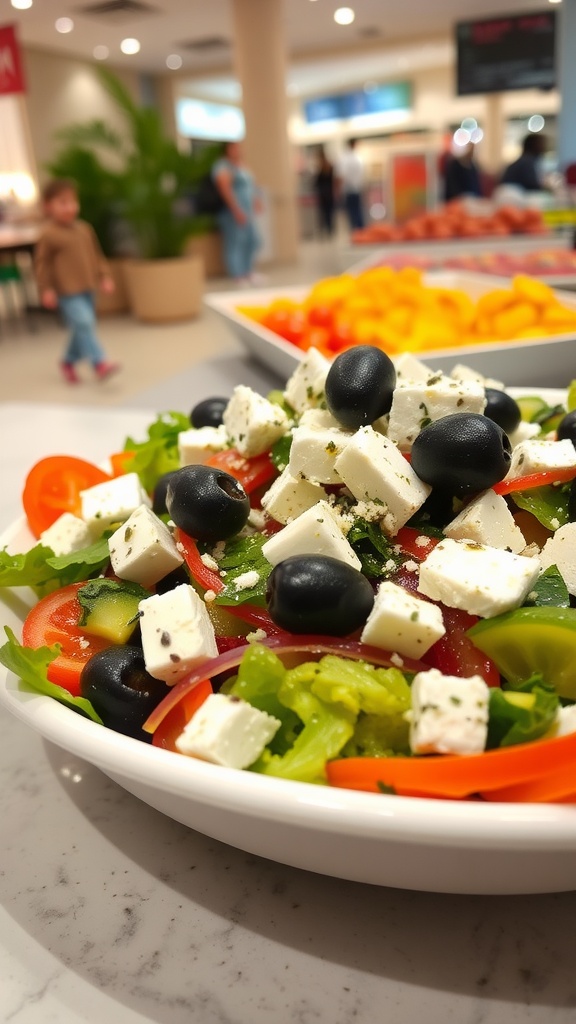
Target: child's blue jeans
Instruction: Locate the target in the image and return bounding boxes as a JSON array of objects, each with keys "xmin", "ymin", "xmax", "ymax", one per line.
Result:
[{"xmin": 58, "ymin": 291, "xmax": 105, "ymax": 366}]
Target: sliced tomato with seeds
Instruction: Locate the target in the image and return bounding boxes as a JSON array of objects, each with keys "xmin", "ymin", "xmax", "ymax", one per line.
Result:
[
  {"xmin": 23, "ymin": 455, "xmax": 111, "ymax": 538},
  {"xmin": 205, "ymin": 448, "xmax": 277, "ymax": 494},
  {"xmin": 21, "ymin": 582, "xmax": 114, "ymax": 695}
]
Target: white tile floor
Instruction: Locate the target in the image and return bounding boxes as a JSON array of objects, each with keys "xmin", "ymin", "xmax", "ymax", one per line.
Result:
[{"xmin": 0, "ymin": 239, "xmax": 349, "ymax": 408}]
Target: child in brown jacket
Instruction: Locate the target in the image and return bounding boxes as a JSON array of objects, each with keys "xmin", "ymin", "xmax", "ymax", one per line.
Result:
[{"xmin": 35, "ymin": 179, "xmax": 120, "ymax": 384}]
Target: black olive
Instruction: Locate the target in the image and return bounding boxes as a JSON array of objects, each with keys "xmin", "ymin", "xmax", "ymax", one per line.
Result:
[
  {"xmin": 484, "ymin": 388, "xmax": 521, "ymax": 435},
  {"xmin": 411, "ymin": 413, "xmax": 512, "ymax": 497},
  {"xmin": 155, "ymin": 563, "xmax": 190, "ymax": 594},
  {"xmin": 325, "ymin": 346, "xmax": 396, "ymax": 430},
  {"xmin": 80, "ymin": 646, "xmax": 169, "ymax": 740},
  {"xmin": 152, "ymin": 470, "xmax": 180, "ymax": 515},
  {"xmin": 266, "ymin": 554, "xmax": 375, "ymax": 636},
  {"xmin": 190, "ymin": 396, "xmax": 228, "ymax": 428},
  {"xmin": 166, "ymin": 464, "xmax": 250, "ymax": 542},
  {"xmin": 557, "ymin": 410, "xmax": 576, "ymax": 448}
]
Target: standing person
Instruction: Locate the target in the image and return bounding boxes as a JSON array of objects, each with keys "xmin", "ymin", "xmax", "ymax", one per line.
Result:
[
  {"xmin": 501, "ymin": 133, "xmax": 548, "ymax": 192},
  {"xmin": 35, "ymin": 179, "xmax": 119, "ymax": 384},
  {"xmin": 443, "ymin": 143, "xmax": 482, "ymax": 201},
  {"xmin": 336, "ymin": 138, "xmax": 365, "ymax": 231},
  {"xmin": 313, "ymin": 146, "xmax": 336, "ymax": 237},
  {"xmin": 212, "ymin": 141, "xmax": 261, "ymax": 285}
]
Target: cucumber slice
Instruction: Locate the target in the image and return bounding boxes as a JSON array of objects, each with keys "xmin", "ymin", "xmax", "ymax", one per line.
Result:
[
  {"xmin": 468, "ymin": 607, "xmax": 576, "ymax": 699},
  {"xmin": 515, "ymin": 395, "xmax": 550, "ymax": 423},
  {"xmin": 78, "ymin": 579, "xmax": 150, "ymax": 644}
]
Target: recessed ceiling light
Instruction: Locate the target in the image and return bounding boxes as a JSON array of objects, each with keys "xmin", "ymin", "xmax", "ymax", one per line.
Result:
[
  {"xmin": 55, "ymin": 17, "xmax": 74, "ymax": 33},
  {"xmin": 334, "ymin": 7, "xmax": 355, "ymax": 25},
  {"xmin": 93, "ymin": 45, "xmax": 109, "ymax": 60},
  {"xmin": 166, "ymin": 54, "xmax": 183, "ymax": 70},
  {"xmin": 120, "ymin": 37, "xmax": 141, "ymax": 55},
  {"xmin": 11, "ymin": 1, "xmax": 33, "ymax": 10},
  {"xmin": 548, "ymin": 1, "xmax": 562, "ymax": 5}
]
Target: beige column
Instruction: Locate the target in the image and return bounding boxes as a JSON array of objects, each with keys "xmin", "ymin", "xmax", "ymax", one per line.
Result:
[
  {"xmin": 230, "ymin": 0, "xmax": 298, "ymax": 264},
  {"xmin": 482, "ymin": 93, "xmax": 505, "ymax": 176}
]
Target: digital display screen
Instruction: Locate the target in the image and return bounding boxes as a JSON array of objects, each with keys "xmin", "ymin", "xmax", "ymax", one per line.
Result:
[{"xmin": 456, "ymin": 11, "xmax": 557, "ymax": 96}]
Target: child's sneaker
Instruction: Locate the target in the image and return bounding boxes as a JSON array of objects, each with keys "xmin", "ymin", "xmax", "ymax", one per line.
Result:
[
  {"xmin": 61, "ymin": 362, "xmax": 80, "ymax": 384},
  {"xmin": 95, "ymin": 361, "xmax": 121, "ymax": 381}
]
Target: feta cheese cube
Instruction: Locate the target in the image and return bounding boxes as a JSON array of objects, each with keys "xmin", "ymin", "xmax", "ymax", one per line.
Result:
[
  {"xmin": 288, "ymin": 421, "xmax": 353, "ymax": 485},
  {"xmin": 39, "ymin": 512, "xmax": 93, "ymax": 557},
  {"xmin": 506, "ymin": 438, "xmax": 576, "ymax": 481},
  {"xmin": 387, "ymin": 379, "xmax": 486, "ymax": 451},
  {"xmin": 223, "ymin": 385, "xmax": 288, "ymax": 457},
  {"xmin": 178, "ymin": 425, "xmax": 228, "ymax": 467},
  {"xmin": 360, "ymin": 582, "xmax": 445, "ymax": 659},
  {"xmin": 443, "ymin": 490, "xmax": 526, "ymax": 554},
  {"xmin": 261, "ymin": 467, "xmax": 328, "ymax": 525},
  {"xmin": 80, "ymin": 473, "xmax": 151, "ymax": 535},
  {"xmin": 298, "ymin": 408, "xmax": 342, "ymax": 430},
  {"xmin": 108, "ymin": 504, "xmax": 183, "ymax": 587},
  {"xmin": 283, "ymin": 347, "xmax": 330, "ymax": 414},
  {"xmin": 175, "ymin": 693, "xmax": 280, "ymax": 769},
  {"xmin": 333, "ymin": 426, "xmax": 431, "ymax": 536},
  {"xmin": 507, "ymin": 420, "xmax": 541, "ymax": 449},
  {"xmin": 139, "ymin": 583, "xmax": 218, "ymax": 684},
  {"xmin": 449, "ymin": 363, "xmax": 504, "ymax": 391},
  {"xmin": 540, "ymin": 523, "xmax": 576, "ymax": 595},
  {"xmin": 261, "ymin": 500, "xmax": 361, "ymax": 570},
  {"xmin": 418, "ymin": 538, "xmax": 540, "ymax": 618},
  {"xmin": 393, "ymin": 352, "xmax": 434, "ymax": 382},
  {"xmin": 409, "ymin": 668, "xmax": 490, "ymax": 756},
  {"xmin": 547, "ymin": 704, "xmax": 576, "ymax": 739}
]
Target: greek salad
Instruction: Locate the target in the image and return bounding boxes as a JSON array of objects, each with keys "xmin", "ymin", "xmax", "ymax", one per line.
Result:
[{"xmin": 3, "ymin": 345, "xmax": 576, "ymax": 804}]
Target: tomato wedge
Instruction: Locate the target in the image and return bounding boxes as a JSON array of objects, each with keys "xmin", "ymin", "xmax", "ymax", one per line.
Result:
[
  {"xmin": 152, "ymin": 678, "xmax": 212, "ymax": 751},
  {"xmin": 23, "ymin": 455, "xmax": 111, "ymax": 538},
  {"xmin": 22, "ymin": 582, "xmax": 114, "ymax": 695},
  {"xmin": 425, "ymin": 605, "xmax": 501, "ymax": 687},
  {"xmin": 493, "ymin": 466, "xmax": 576, "ymax": 496},
  {"xmin": 395, "ymin": 527, "xmax": 439, "ymax": 562},
  {"xmin": 174, "ymin": 528, "xmax": 224, "ymax": 593},
  {"xmin": 205, "ymin": 449, "xmax": 277, "ymax": 494},
  {"xmin": 326, "ymin": 728, "xmax": 576, "ymax": 799},
  {"xmin": 109, "ymin": 450, "xmax": 136, "ymax": 477}
]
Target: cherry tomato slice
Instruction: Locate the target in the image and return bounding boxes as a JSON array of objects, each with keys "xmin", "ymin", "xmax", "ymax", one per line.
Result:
[
  {"xmin": 152, "ymin": 678, "xmax": 212, "ymax": 752},
  {"xmin": 425, "ymin": 605, "xmax": 501, "ymax": 687},
  {"xmin": 174, "ymin": 528, "xmax": 224, "ymax": 593},
  {"xmin": 205, "ymin": 448, "xmax": 277, "ymax": 495},
  {"xmin": 22, "ymin": 582, "xmax": 114, "ymax": 695},
  {"xmin": 395, "ymin": 527, "xmax": 439, "ymax": 562},
  {"xmin": 23, "ymin": 456, "xmax": 111, "ymax": 538}
]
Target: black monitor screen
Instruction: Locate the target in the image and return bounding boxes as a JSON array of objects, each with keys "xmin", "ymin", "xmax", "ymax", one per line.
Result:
[{"xmin": 456, "ymin": 11, "xmax": 557, "ymax": 96}]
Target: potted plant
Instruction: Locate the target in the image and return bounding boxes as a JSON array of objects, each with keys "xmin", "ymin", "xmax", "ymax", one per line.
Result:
[{"xmin": 53, "ymin": 69, "xmax": 221, "ymax": 322}]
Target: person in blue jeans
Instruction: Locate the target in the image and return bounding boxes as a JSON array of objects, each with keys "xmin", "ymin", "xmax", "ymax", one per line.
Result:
[
  {"xmin": 212, "ymin": 142, "xmax": 261, "ymax": 284},
  {"xmin": 35, "ymin": 179, "xmax": 120, "ymax": 384}
]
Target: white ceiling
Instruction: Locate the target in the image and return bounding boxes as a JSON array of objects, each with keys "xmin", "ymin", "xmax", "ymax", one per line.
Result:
[{"xmin": 6, "ymin": 0, "xmax": 560, "ymax": 90}]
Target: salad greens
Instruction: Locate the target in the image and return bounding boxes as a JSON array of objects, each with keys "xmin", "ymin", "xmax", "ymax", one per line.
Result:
[
  {"xmin": 523, "ymin": 565, "xmax": 570, "ymax": 608},
  {"xmin": 346, "ymin": 517, "xmax": 404, "ymax": 578},
  {"xmin": 122, "ymin": 411, "xmax": 190, "ymax": 493},
  {"xmin": 486, "ymin": 678, "xmax": 559, "ymax": 749},
  {"xmin": 510, "ymin": 482, "xmax": 571, "ymax": 531},
  {"xmin": 0, "ymin": 537, "xmax": 110, "ymax": 597},
  {"xmin": 210, "ymin": 534, "xmax": 271, "ymax": 606}
]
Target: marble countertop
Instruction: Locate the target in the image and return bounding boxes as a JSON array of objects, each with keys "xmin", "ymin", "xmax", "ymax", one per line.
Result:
[{"xmin": 2, "ymin": 363, "xmax": 576, "ymax": 1024}]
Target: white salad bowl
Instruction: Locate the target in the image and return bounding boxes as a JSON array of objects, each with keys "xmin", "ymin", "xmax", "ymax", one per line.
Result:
[{"xmin": 2, "ymin": 389, "xmax": 576, "ymax": 897}]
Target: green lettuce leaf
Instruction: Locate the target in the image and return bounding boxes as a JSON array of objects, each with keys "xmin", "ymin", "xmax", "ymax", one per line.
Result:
[
  {"xmin": 487, "ymin": 678, "xmax": 558, "ymax": 749},
  {"xmin": 0, "ymin": 537, "xmax": 110, "ymax": 597},
  {"xmin": 123, "ymin": 411, "xmax": 190, "ymax": 493},
  {"xmin": 511, "ymin": 482, "xmax": 571, "ymax": 531},
  {"xmin": 269, "ymin": 432, "xmax": 292, "ymax": 472},
  {"xmin": 212, "ymin": 534, "xmax": 272, "ymax": 606},
  {"xmin": 347, "ymin": 518, "xmax": 403, "ymax": 578},
  {"xmin": 523, "ymin": 565, "xmax": 570, "ymax": 608},
  {"xmin": 0, "ymin": 626, "xmax": 102, "ymax": 723}
]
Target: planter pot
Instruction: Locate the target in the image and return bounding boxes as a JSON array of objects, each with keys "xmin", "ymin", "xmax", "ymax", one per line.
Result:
[
  {"xmin": 123, "ymin": 255, "xmax": 205, "ymax": 323},
  {"xmin": 183, "ymin": 232, "xmax": 225, "ymax": 279},
  {"xmin": 96, "ymin": 258, "xmax": 130, "ymax": 316}
]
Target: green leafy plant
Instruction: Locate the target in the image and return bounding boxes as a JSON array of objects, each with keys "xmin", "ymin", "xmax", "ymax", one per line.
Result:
[{"xmin": 49, "ymin": 68, "xmax": 222, "ymax": 260}]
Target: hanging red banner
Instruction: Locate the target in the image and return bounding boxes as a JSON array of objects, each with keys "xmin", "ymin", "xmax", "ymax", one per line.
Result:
[{"xmin": 0, "ymin": 24, "xmax": 26, "ymax": 95}]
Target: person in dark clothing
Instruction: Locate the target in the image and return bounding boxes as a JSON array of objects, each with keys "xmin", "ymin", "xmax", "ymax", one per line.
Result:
[
  {"xmin": 443, "ymin": 143, "xmax": 482, "ymax": 201},
  {"xmin": 501, "ymin": 133, "xmax": 548, "ymax": 192},
  {"xmin": 313, "ymin": 147, "xmax": 336, "ymax": 236}
]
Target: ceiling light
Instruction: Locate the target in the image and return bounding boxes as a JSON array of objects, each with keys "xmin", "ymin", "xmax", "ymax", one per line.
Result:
[
  {"xmin": 120, "ymin": 37, "xmax": 141, "ymax": 55},
  {"xmin": 11, "ymin": 1, "xmax": 33, "ymax": 10},
  {"xmin": 55, "ymin": 17, "xmax": 74, "ymax": 33},
  {"xmin": 528, "ymin": 114, "xmax": 545, "ymax": 132},
  {"xmin": 334, "ymin": 7, "xmax": 355, "ymax": 25},
  {"xmin": 93, "ymin": 45, "xmax": 109, "ymax": 60},
  {"xmin": 548, "ymin": 1, "xmax": 562, "ymax": 5},
  {"xmin": 166, "ymin": 54, "xmax": 183, "ymax": 70}
]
